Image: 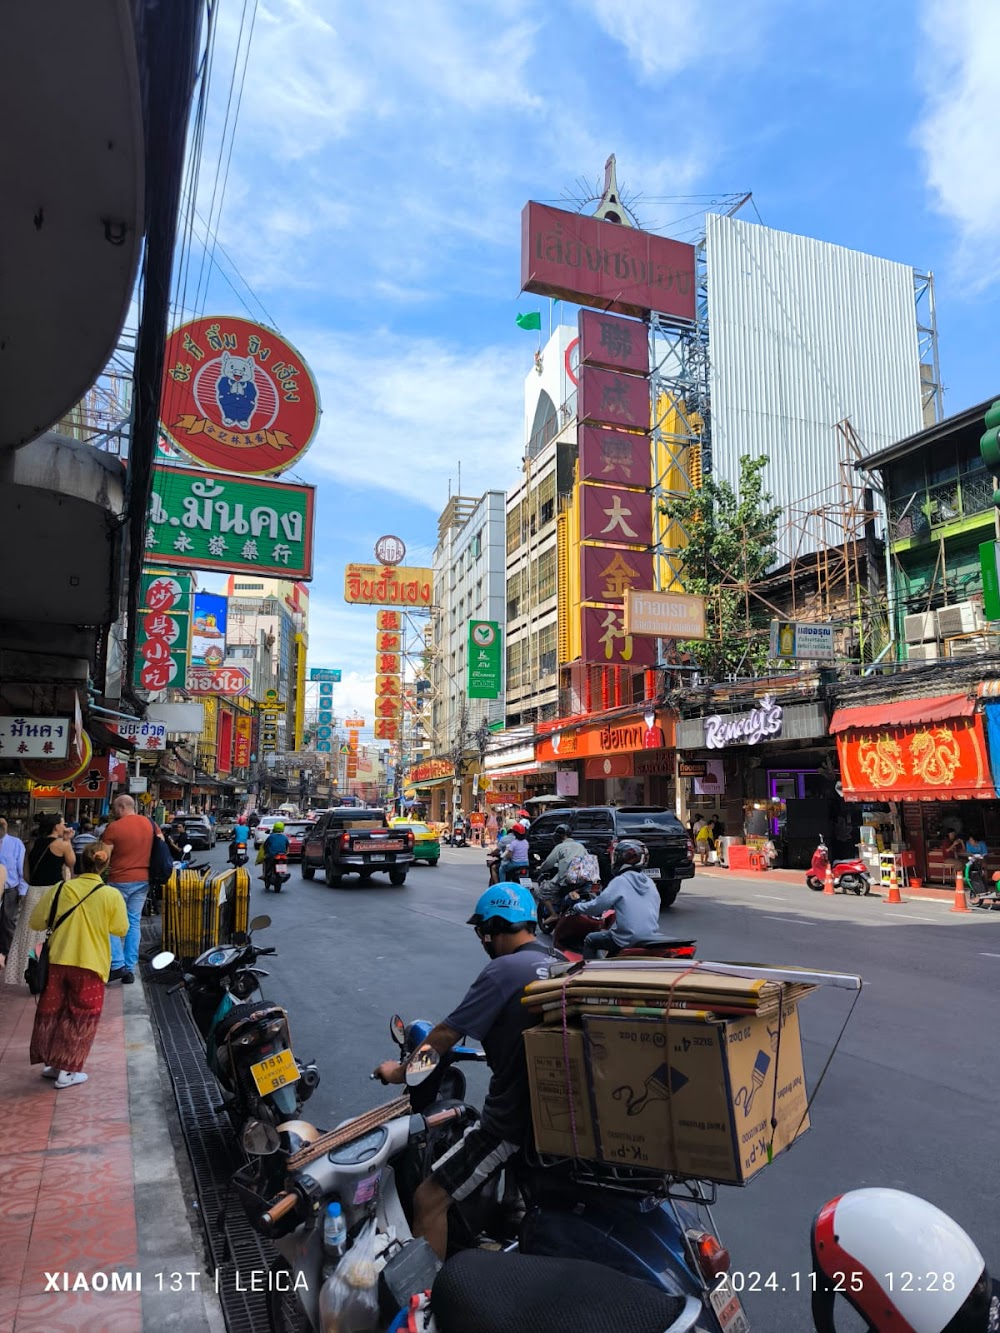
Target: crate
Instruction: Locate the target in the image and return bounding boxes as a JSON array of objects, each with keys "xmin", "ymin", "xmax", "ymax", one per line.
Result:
[{"xmin": 162, "ymin": 865, "xmax": 250, "ymax": 961}]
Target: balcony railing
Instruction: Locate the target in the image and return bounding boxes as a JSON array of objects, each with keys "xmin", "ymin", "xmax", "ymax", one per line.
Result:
[{"xmin": 888, "ymin": 472, "xmax": 994, "ymax": 541}]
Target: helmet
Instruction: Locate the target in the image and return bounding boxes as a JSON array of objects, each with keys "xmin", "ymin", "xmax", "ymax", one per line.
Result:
[
  {"xmin": 512, "ymin": 823, "xmax": 527, "ymax": 837},
  {"xmin": 467, "ymin": 884, "xmax": 535, "ymax": 928},
  {"xmin": 613, "ymin": 839, "xmax": 649, "ymax": 871},
  {"xmin": 555, "ymin": 824, "xmax": 571, "ymax": 840},
  {"xmin": 518, "ymin": 810, "xmax": 531, "ymax": 820},
  {"xmin": 811, "ymin": 1188, "xmax": 998, "ymax": 1332},
  {"xmin": 273, "ymin": 821, "xmax": 285, "ymax": 832}
]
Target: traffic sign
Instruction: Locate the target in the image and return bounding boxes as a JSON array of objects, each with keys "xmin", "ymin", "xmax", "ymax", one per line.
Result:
[{"xmin": 310, "ymin": 668, "xmax": 342, "ymax": 681}]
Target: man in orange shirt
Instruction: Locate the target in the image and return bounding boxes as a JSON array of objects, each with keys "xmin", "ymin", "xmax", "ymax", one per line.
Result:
[{"xmin": 102, "ymin": 794, "xmax": 163, "ymax": 985}]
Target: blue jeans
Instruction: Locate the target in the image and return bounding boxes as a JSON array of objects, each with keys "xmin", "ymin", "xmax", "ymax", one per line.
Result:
[
  {"xmin": 582, "ymin": 929, "xmax": 619, "ymax": 959},
  {"xmin": 502, "ymin": 863, "xmax": 528, "ymax": 882},
  {"xmin": 109, "ymin": 880, "xmax": 149, "ymax": 971}
]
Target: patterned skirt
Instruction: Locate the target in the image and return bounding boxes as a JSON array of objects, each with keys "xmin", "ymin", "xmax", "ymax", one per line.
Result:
[
  {"xmin": 4, "ymin": 884, "xmax": 47, "ymax": 987},
  {"xmin": 29, "ymin": 963, "xmax": 105, "ymax": 1073}
]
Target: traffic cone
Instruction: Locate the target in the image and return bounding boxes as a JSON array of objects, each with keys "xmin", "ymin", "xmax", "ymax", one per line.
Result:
[
  {"xmin": 823, "ymin": 863, "xmax": 835, "ymax": 895},
  {"xmin": 951, "ymin": 869, "xmax": 971, "ymax": 914},
  {"xmin": 884, "ymin": 861, "xmax": 903, "ymax": 905}
]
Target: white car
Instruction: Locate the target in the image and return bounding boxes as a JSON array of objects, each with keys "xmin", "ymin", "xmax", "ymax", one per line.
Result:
[{"xmin": 253, "ymin": 817, "xmax": 278, "ymax": 848}]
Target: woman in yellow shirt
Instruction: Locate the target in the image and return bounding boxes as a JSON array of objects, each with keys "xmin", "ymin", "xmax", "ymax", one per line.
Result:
[{"xmin": 28, "ymin": 842, "xmax": 127, "ymax": 1089}]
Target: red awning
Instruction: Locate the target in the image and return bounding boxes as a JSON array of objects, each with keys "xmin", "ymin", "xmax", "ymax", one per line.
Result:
[{"xmin": 829, "ymin": 693, "xmax": 976, "ymax": 734}]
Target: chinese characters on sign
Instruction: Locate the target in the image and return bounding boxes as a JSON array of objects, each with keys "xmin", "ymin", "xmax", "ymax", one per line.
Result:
[
  {"xmin": 578, "ymin": 366, "xmax": 651, "ymax": 432},
  {"xmin": 374, "ymin": 602, "xmax": 404, "ymax": 740},
  {"xmin": 135, "ymin": 571, "xmax": 194, "ymax": 693},
  {"xmin": 580, "ymin": 485, "xmax": 653, "ymax": 546},
  {"xmin": 0, "ymin": 718, "xmax": 70, "ymax": 760},
  {"xmin": 578, "ymin": 425, "xmax": 650, "ymax": 488},
  {"xmin": 581, "ymin": 607, "xmax": 656, "ymax": 667},
  {"xmin": 234, "ymin": 716, "xmax": 252, "ymax": 768},
  {"xmin": 581, "ymin": 548, "xmax": 654, "ymax": 603},
  {"xmin": 107, "ymin": 719, "xmax": 168, "ymax": 751},
  {"xmin": 160, "ymin": 315, "xmax": 321, "ymax": 476},
  {"xmin": 578, "ymin": 309, "xmax": 650, "ymax": 376}
]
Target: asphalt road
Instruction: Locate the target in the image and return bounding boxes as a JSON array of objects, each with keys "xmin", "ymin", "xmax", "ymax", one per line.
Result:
[{"xmin": 199, "ymin": 842, "xmax": 1000, "ymax": 1331}]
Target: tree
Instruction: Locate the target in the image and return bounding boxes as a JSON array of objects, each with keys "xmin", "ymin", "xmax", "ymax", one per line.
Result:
[{"xmin": 660, "ymin": 455, "xmax": 781, "ymax": 679}]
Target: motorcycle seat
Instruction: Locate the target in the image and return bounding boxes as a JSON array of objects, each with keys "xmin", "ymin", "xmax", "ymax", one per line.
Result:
[
  {"xmin": 431, "ymin": 1249, "xmax": 689, "ymax": 1333},
  {"xmin": 214, "ymin": 1000, "xmax": 287, "ymax": 1046},
  {"xmin": 625, "ymin": 936, "xmax": 697, "ymax": 948}
]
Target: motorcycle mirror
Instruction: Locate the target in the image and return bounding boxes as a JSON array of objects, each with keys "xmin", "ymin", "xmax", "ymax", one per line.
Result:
[
  {"xmin": 150, "ymin": 951, "xmax": 176, "ymax": 970},
  {"xmin": 183, "ymin": 843, "xmax": 193, "ymax": 857},
  {"xmin": 249, "ymin": 914, "xmax": 271, "ymax": 932},
  {"xmin": 241, "ymin": 1118, "xmax": 281, "ymax": 1157},
  {"xmin": 405, "ymin": 1045, "xmax": 440, "ymax": 1087},
  {"xmin": 390, "ymin": 1014, "xmax": 406, "ymax": 1047}
]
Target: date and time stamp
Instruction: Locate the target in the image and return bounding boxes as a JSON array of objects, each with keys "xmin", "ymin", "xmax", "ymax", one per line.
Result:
[{"xmin": 719, "ymin": 1269, "xmax": 959, "ymax": 1295}]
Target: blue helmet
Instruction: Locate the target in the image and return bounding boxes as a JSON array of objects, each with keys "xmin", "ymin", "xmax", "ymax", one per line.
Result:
[{"xmin": 467, "ymin": 884, "xmax": 535, "ymax": 927}]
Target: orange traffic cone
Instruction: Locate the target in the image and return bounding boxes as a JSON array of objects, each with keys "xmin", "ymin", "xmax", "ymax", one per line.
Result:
[
  {"xmin": 823, "ymin": 863, "xmax": 835, "ymax": 895},
  {"xmin": 884, "ymin": 861, "xmax": 903, "ymax": 905},
  {"xmin": 951, "ymin": 869, "xmax": 971, "ymax": 914}
]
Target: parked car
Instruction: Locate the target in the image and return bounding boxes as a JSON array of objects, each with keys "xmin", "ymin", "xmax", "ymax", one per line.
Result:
[
  {"xmin": 182, "ymin": 814, "xmax": 217, "ymax": 851},
  {"xmin": 280, "ymin": 819, "xmax": 315, "ymax": 860},
  {"xmin": 526, "ymin": 805, "xmax": 696, "ymax": 908},
  {"xmin": 389, "ymin": 819, "xmax": 440, "ymax": 867},
  {"xmin": 301, "ymin": 807, "xmax": 415, "ymax": 886},
  {"xmin": 253, "ymin": 816, "xmax": 278, "ymax": 848}
]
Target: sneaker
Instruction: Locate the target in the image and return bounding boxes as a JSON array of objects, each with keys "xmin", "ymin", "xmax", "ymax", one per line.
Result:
[
  {"xmin": 120, "ymin": 970, "xmax": 135, "ymax": 985},
  {"xmin": 40, "ymin": 1065, "xmax": 58, "ymax": 1079},
  {"xmin": 106, "ymin": 968, "xmax": 123, "ymax": 984},
  {"xmin": 54, "ymin": 1071, "xmax": 88, "ymax": 1089}
]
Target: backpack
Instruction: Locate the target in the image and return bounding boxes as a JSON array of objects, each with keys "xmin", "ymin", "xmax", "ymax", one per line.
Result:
[
  {"xmin": 564, "ymin": 851, "xmax": 601, "ymax": 886},
  {"xmin": 148, "ymin": 818, "xmax": 174, "ymax": 886}
]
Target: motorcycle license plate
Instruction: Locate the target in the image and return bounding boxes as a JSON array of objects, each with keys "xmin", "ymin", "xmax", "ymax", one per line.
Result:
[
  {"xmin": 647, "ymin": 867, "xmax": 661, "ymax": 879},
  {"xmin": 250, "ymin": 1048, "xmax": 298, "ymax": 1096},
  {"xmin": 710, "ymin": 1277, "xmax": 750, "ymax": 1332}
]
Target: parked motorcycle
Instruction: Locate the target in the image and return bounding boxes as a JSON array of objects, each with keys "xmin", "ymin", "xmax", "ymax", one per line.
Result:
[
  {"xmin": 263, "ymin": 852, "xmax": 291, "ymax": 893},
  {"xmin": 229, "ymin": 839, "xmax": 250, "ymax": 868},
  {"xmin": 150, "ymin": 914, "xmax": 319, "ymax": 1133},
  {"xmin": 806, "ymin": 837, "xmax": 871, "ymax": 895},
  {"xmin": 965, "ymin": 852, "xmax": 1000, "ymax": 908}
]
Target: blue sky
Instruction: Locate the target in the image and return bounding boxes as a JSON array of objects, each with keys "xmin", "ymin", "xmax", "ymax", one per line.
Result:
[{"xmin": 187, "ymin": 0, "xmax": 1000, "ymax": 725}]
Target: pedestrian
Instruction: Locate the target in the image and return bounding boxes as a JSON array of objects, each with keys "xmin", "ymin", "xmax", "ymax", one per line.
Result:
[
  {"xmin": 695, "ymin": 818, "xmax": 714, "ymax": 866},
  {"xmin": 28, "ymin": 841, "xmax": 128, "ymax": 1089},
  {"xmin": 5, "ymin": 814, "xmax": 76, "ymax": 990},
  {"xmin": 486, "ymin": 812, "xmax": 499, "ymax": 842},
  {"xmin": 0, "ymin": 816, "xmax": 28, "ymax": 970},
  {"xmin": 71, "ymin": 819, "xmax": 99, "ymax": 856},
  {"xmin": 102, "ymin": 794, "xmax": 165, "ymax": 985}
]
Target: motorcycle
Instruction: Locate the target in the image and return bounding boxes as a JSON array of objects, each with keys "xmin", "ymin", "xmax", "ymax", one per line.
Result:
[
  {"xmin": 263, "ymin": 852, "xmax": 291, "ymax": 893},
  {"xmin": 450, "ymin": 825, "xmax": 467, "ymax": 848},
  {"xmin": 965, "ymin": 852, "xmax": 1000, "ymax": 908},
  {"xmin": 229, "ymin": 839, "xmax": 250, "ymax": 868},
  {"xmin": 806, "ymin": 837, "xmax": 871, "ymax": 895},
  {"xmin": 531, "ymin": 872, "xmax": 696, "ymax": 964},
  {"xmin": 150, "ymin": 914, "xmax": 319, "ymax": 1133}
]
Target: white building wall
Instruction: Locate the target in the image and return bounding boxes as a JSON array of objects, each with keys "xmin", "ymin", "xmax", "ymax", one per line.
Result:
[{"xmin": 705, "ymin": 214, "xmax": 924, "ymax": 557}]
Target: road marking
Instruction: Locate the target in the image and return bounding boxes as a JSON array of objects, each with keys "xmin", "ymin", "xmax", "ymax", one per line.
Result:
[
  {"xmin": 763, "ymin": 915, "xmax": 815, "ymax": 926},
  {"xmin": 754, "ymin": 894, "xmax": 787, "ymax": 901},
  {"xmin": 980, "ymin": 952, "xmax": 1000, "ymax": 958}
]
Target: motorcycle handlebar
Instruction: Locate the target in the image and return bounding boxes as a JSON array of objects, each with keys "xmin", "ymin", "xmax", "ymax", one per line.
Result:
[
  {"xmin": 262, "ymin": 1192, "xmax": 298, "ymax": 1225},
  {"xmin": 424, "ymin": 1106, "xmax": 468, "ymax": 1130},
  {"xmin": 255, "ymin": 947, "xmax": 277, "ymax": 956}
]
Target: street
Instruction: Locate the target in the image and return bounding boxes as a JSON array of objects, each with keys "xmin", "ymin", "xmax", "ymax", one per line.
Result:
[{"xmin": 192, "ymin": 843, "xmax": 1000, "ymax": 1332}]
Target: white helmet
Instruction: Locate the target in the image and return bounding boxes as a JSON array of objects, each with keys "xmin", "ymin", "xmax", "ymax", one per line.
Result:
[{"xmin": 811, "ymin": 1188, "xmax": 998, "ymax": 1332}]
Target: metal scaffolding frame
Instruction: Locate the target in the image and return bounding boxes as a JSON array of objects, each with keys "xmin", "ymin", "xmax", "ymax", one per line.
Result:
[{"xmin": 914, "ymin": 269, "xmax": 944, "ymax": 425}]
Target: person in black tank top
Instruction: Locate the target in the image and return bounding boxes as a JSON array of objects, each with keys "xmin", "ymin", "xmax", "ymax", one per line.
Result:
[{"xmin": 4, "ymin": 814, "xmax": 76, "ymax": 990}]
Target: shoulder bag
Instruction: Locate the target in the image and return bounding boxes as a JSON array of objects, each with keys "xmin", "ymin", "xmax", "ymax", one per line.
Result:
[
  {"xmin": 148, "ymin": 817, "xmax": 174, "ymax": 886},
  {"xmin": 25, "ymin": 883, "xmax": 102, "ymax": 995}
]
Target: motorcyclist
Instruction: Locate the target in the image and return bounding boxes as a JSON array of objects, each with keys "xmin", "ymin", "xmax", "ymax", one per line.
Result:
[
  {"xmin": 165, "ymin": 820, "xmax": 187, "ymax": 861},
  {"xmin": 373, "ymin": 883, "xmax": 558, "ymax": 1260},
  {"xmin": 229, "ymin": 815, "xmax": 251, "ymax": 864},
  {"xmin": 259, "ymin": 820, "xmax": 289, "ymax": 885},
  {"xmin": 500, "ymin": 823, "xmax": 530, "ymax": 882},
  {"xmin": 568, "ymin": 839, "xmax": 660, "ymax": 958},
  {"xmin": 535, "ymin": 824, "xmax": 590, "ymax": 927}
]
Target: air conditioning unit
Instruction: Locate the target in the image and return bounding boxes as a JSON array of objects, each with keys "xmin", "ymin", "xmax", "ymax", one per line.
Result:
[
  {"xmin": 904, "ymin": 611, "xmax": 938, "ymax": 644},
  {"xmin": 936, "ymin": 601, "xmax": 985, "ymax": 637},
  {"xmin": 907, "ymin": 643, "xmax": 940, "ymax": 662},
  {"xmin": 945, "ymin": 635, "xmax": 988, "ymax": 658}
]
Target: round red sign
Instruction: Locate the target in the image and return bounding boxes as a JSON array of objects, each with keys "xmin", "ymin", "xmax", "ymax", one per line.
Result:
[
  {"xmin": 375, "ymin": 535, "xmax": 406, "ymax": 566},
  {"xmin": 159, "ymin": 315, "xmax": 321, "ymax": 476}
]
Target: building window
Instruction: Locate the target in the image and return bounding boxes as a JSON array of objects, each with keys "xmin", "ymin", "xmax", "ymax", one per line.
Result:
[
  {"xmin": 537, "ymin": 622, "xmax": 557, "ymax": 677},
  {"xmin": 506, "ymin": 569, "xmax": 522, "ymax": 621},
  {"xmin": 533, "ymin": 547, "xmax": 557, "ymax": 603}
]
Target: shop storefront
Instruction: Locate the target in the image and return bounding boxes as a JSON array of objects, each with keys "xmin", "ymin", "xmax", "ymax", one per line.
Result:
[
  {"xmin": 831, "ymin": 691, "xmax": 999, "ymax": 886},
  {"xmin": 536, "ymin": 709, "xmax": 676, "ymax": 808}
]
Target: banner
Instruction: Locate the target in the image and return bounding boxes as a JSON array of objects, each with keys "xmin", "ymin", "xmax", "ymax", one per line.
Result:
[
  {"xmin": 580, "ymin": 484, "xmax": 652, "ymax": 547},
  {"xmin": 186, "ymin": 666, "xmax": 251, "ymax": 697},
  {"xmin": 836, "ymin": 715, "xmax": 995, "ymax": 802},
  {"xmin": 468, "ymin": 621, "xmax": 502, "ymax": 700},
  {"xmin": 344, "ymin": 565, "xmax": 433, "ymax": 607},
  {"xmin": 581, "ymin": 548, "xmax": 654, "ymax": 605},
  {"xmin": 135, "ymin": 570, "xmax": 193, "ymax": 693},
  {"xmin": 192, "ymin": 592, "xmax": 228, "ymax": 667},
  {"xmin": 578, "ymin": 425, "xmax": 650, "ymax": 489},
  {"xmin": 578, "ymin": 366, "xmax": 651, "ymax": 432},
  {"xmin": 234, "ymin": 716, "xmax": 252, "ymax": 768},
  {"xmin": 578, "ymin": 309, "xmax": 649, "ymax": 376}
]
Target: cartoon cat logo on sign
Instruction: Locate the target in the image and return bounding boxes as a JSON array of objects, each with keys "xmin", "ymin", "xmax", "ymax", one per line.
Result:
[{"xmin": 216, "ymin": 351, "xmax": 259, "ymax": 429}]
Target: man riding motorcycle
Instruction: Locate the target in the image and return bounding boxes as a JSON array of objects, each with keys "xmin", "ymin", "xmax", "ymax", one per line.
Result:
[
  {"xmin": 373, "ymin": 883, "xmax": 558, "ymax": 1259},
  {"xmin": 259, "ymin": 819, "xmax": 289, "ymax": 885},
  {"xmin": 568, "ymin": 838, "xmax": 660, "ymax": 958},
  {"xmin": 229, "ymin": 816, "xmax": 251, "ymax": 866},
  {"xmin": 534, "ymin": 823, "xmax": 590, "ymax": 928}
]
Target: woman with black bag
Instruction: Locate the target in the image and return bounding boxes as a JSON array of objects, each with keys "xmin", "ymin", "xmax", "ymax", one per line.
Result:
[{"xmin": 27, "ymin": 842, "xmax": 127, "ymax": 1089}]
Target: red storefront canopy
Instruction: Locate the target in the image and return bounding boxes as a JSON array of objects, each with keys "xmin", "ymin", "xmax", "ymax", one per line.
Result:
[{"xmin": 829, "ymin": 693, "xmax": 975, "ymax": 734}]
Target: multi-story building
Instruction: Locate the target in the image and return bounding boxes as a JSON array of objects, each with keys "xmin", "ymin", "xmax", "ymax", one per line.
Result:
[{"xmin": 223, "ymin": 576, "xmax": 309, "ymax": 752}]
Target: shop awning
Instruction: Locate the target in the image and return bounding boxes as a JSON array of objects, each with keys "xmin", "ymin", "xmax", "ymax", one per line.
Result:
[
  {"xmin": 835, "ymin": 707, "xmax": 996, "ymax": 802},
  {"xmin": 408, "ymin": 775, "xmax": 453, "ymax": 791},
  {"xmin": 829, "ymin": 693, "xmax": 976, "ymax": 734}
]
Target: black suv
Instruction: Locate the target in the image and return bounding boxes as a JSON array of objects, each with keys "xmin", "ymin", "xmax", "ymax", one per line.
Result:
[
  {"xmin": 301, "ymin": 808, "xmax": 414, "ymax": 886},
  {"xmin": 527, "ymin": 806, "xmax": 695, "ymax": 908}
]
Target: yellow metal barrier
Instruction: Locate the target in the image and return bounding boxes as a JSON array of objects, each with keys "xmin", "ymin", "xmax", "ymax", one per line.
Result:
[{"xmin": 162, "ymin": 865, "xmax": 251, "ymax": 960}]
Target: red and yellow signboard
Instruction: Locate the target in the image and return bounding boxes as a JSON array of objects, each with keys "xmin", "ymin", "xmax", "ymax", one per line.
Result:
[
  {"xmin": 345, "ymin": 565, "xmax": 433, "ymax": 607},
  {"xmin": 836, "ymin": 716, "xmax": 995, "ymax": 802},
  {"xmin": 537, "ymin": 712, "xmax": 672, "ymax": 764},
  {"xmin": 160, "ymin": 316, "xmax": 321, "ymax": 476},
  {"xmin": 234, "ymin": 716, "xmax": 252, "ymax": 769},
  {"xmin": 578, "ymin": 425, "xmax": 650, "ymax": 488}
]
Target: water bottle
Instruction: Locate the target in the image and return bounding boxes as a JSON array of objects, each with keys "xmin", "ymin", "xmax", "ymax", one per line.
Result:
[{"xmin": 322, "ymin": 1201, "xmax": 347, "ymax": 1263}]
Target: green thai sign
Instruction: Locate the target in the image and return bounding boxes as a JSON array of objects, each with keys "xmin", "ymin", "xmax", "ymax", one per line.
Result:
[
  {"xmin": 145, "ymin": 464, "xmax": 315, "ymax": 580},
  {"xmin": 468, "ymin": 620, "xmax": 502, "ymax": 700},
  {"xmin": 980, "ymin": 541, "xmax": 1000, "ymax": 621}
]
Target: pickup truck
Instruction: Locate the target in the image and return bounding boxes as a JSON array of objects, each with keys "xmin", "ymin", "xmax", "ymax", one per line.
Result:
[{"xmin": 301, "ymin": 808, "xmax": 415, "ymax": 886}]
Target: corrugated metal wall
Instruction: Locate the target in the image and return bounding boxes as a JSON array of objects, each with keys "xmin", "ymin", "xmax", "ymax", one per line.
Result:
[{"xmin": 705, "ymin": 215, "xmax": 924, "ymax": 558}]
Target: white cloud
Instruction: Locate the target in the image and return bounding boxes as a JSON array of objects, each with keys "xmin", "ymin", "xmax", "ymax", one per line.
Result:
[
  {"xmin": 915, "ymin": 0, "xmax": 1000, "ymax": 286},
  {"xmin": 577, "ymin": 0, "xmax": 770, "ymax": 80}
]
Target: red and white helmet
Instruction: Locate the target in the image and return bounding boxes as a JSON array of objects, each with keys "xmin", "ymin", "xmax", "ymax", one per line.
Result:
[{"xmin": 811, "ymin": 1188, "xmax": 998, "ymax": 1332}]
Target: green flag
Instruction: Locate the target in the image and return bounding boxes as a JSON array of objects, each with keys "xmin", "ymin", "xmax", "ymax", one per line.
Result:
[{"xmin": 516, "ymin": 311, "xmax": 541, "ymax": 331}]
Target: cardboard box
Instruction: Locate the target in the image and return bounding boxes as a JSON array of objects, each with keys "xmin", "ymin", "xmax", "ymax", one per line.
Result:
[
  {"xmin": 583, "ymin": 1005, "xmax": 809, "ymax": 1184},
  {"xmin": 524, "ymin": 1025, "xmax": 598, "ymax": 1160}
]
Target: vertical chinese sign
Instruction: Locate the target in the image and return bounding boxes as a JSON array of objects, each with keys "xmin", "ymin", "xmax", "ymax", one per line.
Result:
[
  {"xmin": 134, "ymin": 571, "xmax": 195, "ymax": 692},
  {"xmin": 374, "ymin": 610, "xmax": 403, "ymax": 743},
  {"xmin": 234, "ymin": 715, "xmax": 252, "ymax": 769}
]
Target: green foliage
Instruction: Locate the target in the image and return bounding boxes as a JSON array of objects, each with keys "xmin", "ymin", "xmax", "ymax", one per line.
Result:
[{"xmin": 661, "ymin": 455, "xmax": 782, "ymax": 679}]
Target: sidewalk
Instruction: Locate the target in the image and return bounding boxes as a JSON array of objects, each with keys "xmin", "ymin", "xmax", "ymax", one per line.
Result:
[
  {"xmin": 0, "ymin": 973, "xmax": 224, "ymax": 1333},
  {"xmin": 695, "ymin": 862, "xmax": 956, "ymax": 903}
]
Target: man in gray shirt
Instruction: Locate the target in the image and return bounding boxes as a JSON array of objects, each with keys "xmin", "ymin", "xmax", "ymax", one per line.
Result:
[{"xmin": 0, "ymin": 818, "xmax": 27, "ymax": 966}]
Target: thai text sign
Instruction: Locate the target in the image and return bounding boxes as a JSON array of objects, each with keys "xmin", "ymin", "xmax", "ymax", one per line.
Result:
[
  {"xmin": 310, "ymin": 668, "xmax": 342, "ymax": 681},
  {"xmin": 107, "ymin": 719, "xmax": 168, "ymax": 751},
  {"xmin": 344, "ymin": 565, "xmax": 433, "ymax": 606},
  {"xmin": 160, "ymin": 315, "xmax": 321, "ymax": 476},
  {"xmin": 186, "ymin": 666, "xmax": 251, "ymax": 697},
  {"xmin": 704, "ymin": 696, "xmax": 783, "ymax": 749},
  {"xmin": 579, "ymin": 425, "xmax": 650, "ymax": 489},
  {"xmin": 624, "ymin": 589, "xmax": 706, "ymax": 640},
  {"xmin": 135, "ymin": 570, "xmax": 193, "ymax": 693},
  {"xmin": 581, "ymin": 607, "xmax": 656, "ymax": 667},
  {"xmin": 769, "ymin": 620, "xmax": 836, "ymax": 662},
  {"xmin": 579, "ymin": 309, "xmax": 650, "ymax": 376},
  {"xmin": 410, "ymin": 758, "xmax": 452, "ymax": 783},
  {"xmin": 582, "ymin": 548, "xmax": 654, "ymax": 604},
  {"xmin": 521, "ymin": 202, "xmax": 697, "ymax": 323},
  {"xmin": 836, "ymin": 716, "xmax": 994, "ymax": 802},
  {"xmin": 0, "ymin": 718, "xmax": 70, "ymax": 760},
  {"xmin": 146, "ymin": 465, "xmax": 315, "ymax": 580},
  {"xmin": 537, "ymin": 712, "xmax": 672, "ymax": 762},
  {"xmin": 580, "ymin": 484, "xmax": 652, "ymax": 548},
  {"xmin": 468, "ymin": 621, "xmax": 502, "ymax": 700},
  {"xmin": 579, "ymin": 367, "xmax": 651, "ymax": 432}
]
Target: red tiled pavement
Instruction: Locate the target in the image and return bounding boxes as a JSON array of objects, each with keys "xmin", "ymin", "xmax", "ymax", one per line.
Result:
[{"xmin": 0, "ymin": 980, "xmax": 142, "ymax": 1333}]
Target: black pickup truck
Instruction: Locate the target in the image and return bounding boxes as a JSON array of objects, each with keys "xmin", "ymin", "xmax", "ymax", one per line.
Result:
[
  {"xmin": 301, "ymin": 808, "xmax": 415, "ymax": 887},
  {"xmin": 526, "ymin": 806, "xmax": 696, "ymax": 908}
]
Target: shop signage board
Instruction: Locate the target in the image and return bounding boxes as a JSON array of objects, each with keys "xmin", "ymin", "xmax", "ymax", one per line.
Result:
[
  {"xmin": 578, "ymin": 309, "xmax": 650, "ymax": 376},
  {"xmin": 192, "ymin": 592, "xmax": 228, "ymax": 667},
  {"xmin": 704, "ymin": 696, "xmax": 783, "ymax": 749},
  {"xmin": 580, "ymin": 484, "xmax": 652, "ymax": 548},
  {"xmin": 146, "ymin": 465, "xmax": 315, "ymax": 580},
  {"xmin": 520, "ymin": 202, "xmax": 697, "ymax": 323},
  {"xmin": 30, "ymin": 755, "xmax": 112, "ymax": 800},
  {"xmin": 409, "ymin": 758, "xmax": 452, "ymax": 783},
  {"xmin": 979, "ymin": 541, "xmax": 1000, "ymax": 621},
  {"xmin": 0, "ymin": 717, "xmax": 70, "ymax": 760},
  {"xmin": 769, "ymin": 620, "xmax": 836, "ymax": 662},
  {"xmin": 187, "ymin": 666, "xmax": 251, "ymax": 697},
  {"xmin": 624, "ymin": 589, "xmax": 706, "ymax": 640},
  {"xmin": 694, "ymin": 760, "xmax": 726, "ymax": 795},
  {"xmin": 537, "ymin": 712, "xmax": 671, "ymax": 762},
  {"xmin": 374, "ymin": 535, "xmax": 406, "ymax": 565},
  {"xmin": 107, "ymin": 719, "xmax": 168, "ymax": 751},
  {"xmin": 234, "ymin": 716, "xmax": 252, "ymax": 768},
  {"xmin": 344, "ymin": 564, "xmax": 433, "ymax": 607},
  {"xmin": 468, "ymin": 620, "xmax": 502, "ymax": 700},
  {"xmin": 310, "ymin": 668, "xmax": 342, "ymax": 681},
  {"xmin": 581, "ymin": 547, "xmax": 654, "ymax": 604},
  {"xmin": 836, "ymin": 715, "xmax": 995, "ymax": 802},
  {"xmin": 578, "ymin": 366, "xmax": 651, "ymax": 433},
  {"xmin": 581, "ymin": 606, "xmax": 656, "ymax": 667},
  {"xmin": 578, "ymin": 425, "xmax": 650, "ymax": 489},
  {"xmin": 135, "ymin": 570, "xmax": 194, "ymax": 693},
  {"xmin": 160, "ymin": 314, "xmax": 321, "ymax": 476},
  {"xmin": 678, "ymin": 759, "xmax": 706, "ymax": 777}
]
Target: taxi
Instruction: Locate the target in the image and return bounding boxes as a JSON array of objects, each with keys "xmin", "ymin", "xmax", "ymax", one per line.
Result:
[{"xmin": 389, "ymin": 818, "xmax": 440, "ymax": 867}]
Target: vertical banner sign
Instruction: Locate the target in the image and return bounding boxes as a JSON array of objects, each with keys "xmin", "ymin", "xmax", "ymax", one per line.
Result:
[
  {"xmin": 134, "ymin": 570, "xmax": 193, "ymax": 691},
  {"xmin": 375, "ymin": 610, "xmax": 403, "ymax": 741},
  {"xmin": 234, "ymin": 716, "xmax": 252, "ymax": 768},
  {"xmin": 192, "ymin": 592, "xmax": 228, "ymax": 667},
  {"xmin": 468, "ymin": 621, "xmax": 502, "ymax": 700}
]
